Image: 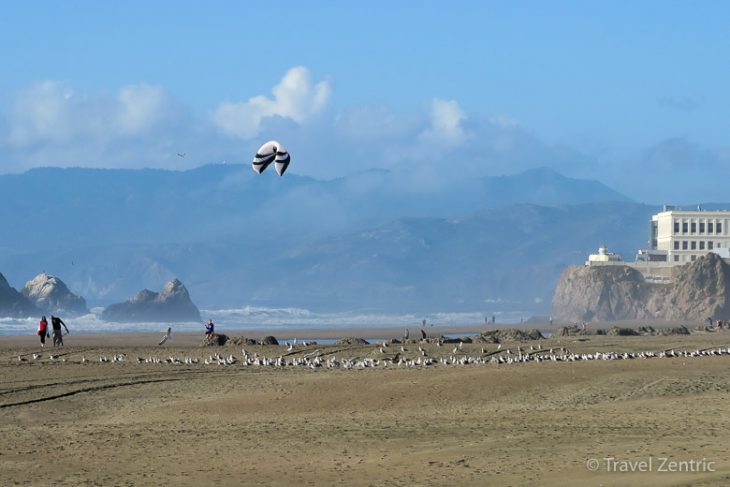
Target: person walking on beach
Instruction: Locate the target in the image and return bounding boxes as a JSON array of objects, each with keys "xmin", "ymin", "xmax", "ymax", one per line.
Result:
[
  {"xmin": 50, "ymin": 315, "xmax": 69, "ymax": 347},
  {"xmin": 205, "ymin": 319, "xmax": 214, "ymax": 335},
  {"xmin": 37, "ymin": 316, "xmax": 49, "ymax": 347}
]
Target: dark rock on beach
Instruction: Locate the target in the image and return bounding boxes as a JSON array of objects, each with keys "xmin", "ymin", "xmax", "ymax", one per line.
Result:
[
  {"xmin": 202, "ymin": 333, "xmax": 229, "ymax": 346},
  {"xmin": 260, "ymin": 336, "xmax": 279, "ymax": 346},
  {"xmin": 473, "ymin": 328, "xmax": 544, "ymax": 343},
  {"xmin": 335, "ymin": 337, "xmax": 370, "ymax": 345}
]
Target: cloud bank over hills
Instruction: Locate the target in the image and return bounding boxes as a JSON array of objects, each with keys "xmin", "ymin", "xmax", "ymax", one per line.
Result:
[{"xmin": 1, "ymin": 66, "xmax": 728, "ymax": 203}]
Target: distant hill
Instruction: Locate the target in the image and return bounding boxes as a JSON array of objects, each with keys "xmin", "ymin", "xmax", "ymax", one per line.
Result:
[{"xmin": 0, "ymin": 164, "xmax": 647, "ymax": 312}]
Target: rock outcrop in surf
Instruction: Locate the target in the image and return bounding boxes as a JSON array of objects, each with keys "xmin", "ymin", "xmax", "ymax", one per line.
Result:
[
  {"xmin": 22, "ymin": 273, "xmax": 88, "ymax": 316},
  {"xmin": 101, "ymin": 278, "xmax": 201, "ymax": 323},
  {"xmin": 0, "ymin": 272, "xmax": 38, "ymax": 317},
  {"xmin": 552, "ymin": 253, "xmax": 730, "ymax": 322}
]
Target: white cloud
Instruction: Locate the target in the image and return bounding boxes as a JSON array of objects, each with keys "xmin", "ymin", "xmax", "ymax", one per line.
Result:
[
  {"xmin": 5, "ymin": 81, "xmax": 175, "ymax": 147},
  {"xmin": 116, "ymin": 84, "xmax": 171, "ymax": 135},
  {"xmin": 214, "ymin": 66, "xmax": 331, "ymax": 139},
  {"xmin": 418, "ymin": 98, "xmax": 467, "ymax": 146}
]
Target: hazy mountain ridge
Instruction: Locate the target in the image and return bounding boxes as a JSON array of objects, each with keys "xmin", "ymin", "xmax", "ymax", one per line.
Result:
[{"xmin": 0, "ymin": 165, "xmax": 648, "ymax": 313}]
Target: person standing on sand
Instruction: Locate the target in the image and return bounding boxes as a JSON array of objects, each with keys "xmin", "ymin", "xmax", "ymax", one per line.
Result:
[
  {"xmin": 50, "ymin": 315, "xmax": 69, "ymax": 347},
  {"xmin": 37, "ymin": 316, "xmax": 49, "ymax": 347},
  {"xmin": 205, "ymin": 319, "xmax": 214, "ymax": 335}
]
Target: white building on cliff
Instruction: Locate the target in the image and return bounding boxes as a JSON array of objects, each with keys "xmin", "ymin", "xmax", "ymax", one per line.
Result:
[
  {"xmin": 586, "ymin": 206, "xmax": 730, "ymax": 281},
  {"xmin": 648, "ymin": 206, "xmax": 730, "ymax": 264}
]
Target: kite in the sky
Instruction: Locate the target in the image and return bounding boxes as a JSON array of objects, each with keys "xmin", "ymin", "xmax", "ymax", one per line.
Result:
[{"xmin": 252, "ymin": 140, "xmax": 290, "ymax": 176}]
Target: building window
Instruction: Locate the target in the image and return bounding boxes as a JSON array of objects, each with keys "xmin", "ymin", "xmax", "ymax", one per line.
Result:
[
  {"xmin": 691, "ymin": 222, "xmax": 697, "ymax": 233},
  {"xmin": 709, "ymin": 241, "xmax": 714, "ymax": 250},
  {"xmin": 691, "ymin": 241, "xmax": 697, "ymax": 250},
  {"xmin": 709, "ymin": 222, "xmax": 714, "ymax": 233},
  {"xmin": 682, "ymin": 222, "xmax": 688, "ymax": 233},
  {"xmin": 700, "ymin": 241, "xmax": 705, "ymax": 250},
  {"xmin": 682, "ymin": 241, "xmax": 688, "ymax": 250},
  {"xmin": 718, "ymin": 223, "xmax": 723, "ymax": 233},
  {"xmin": 691, "ymin": 255, "xmax": 697, "ymax": 261},
  {"xmin": 674, "ymin": 221, "xmax": 680, "ymax": 233},
  {"xmin": 700, "ymin": 222, "xmax": 705, "ymax": 233},
  {"xmin": 674, "ymin": 255, "xmax": 680, "ymax": 262},
  {"xmin": 674, "ymin": 241, "xmax": 680, "ymax": 250}
]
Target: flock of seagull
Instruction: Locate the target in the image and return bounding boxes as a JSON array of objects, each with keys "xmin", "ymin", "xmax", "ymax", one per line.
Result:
[{"xmin": 15, "ymin": 342, "xmax": 730, "ymax": 370}]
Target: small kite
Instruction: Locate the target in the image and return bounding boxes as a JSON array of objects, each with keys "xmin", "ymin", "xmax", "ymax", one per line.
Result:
[{"xmin": 252, "ymin": 140, "xmax": 290, "ymax": 176}]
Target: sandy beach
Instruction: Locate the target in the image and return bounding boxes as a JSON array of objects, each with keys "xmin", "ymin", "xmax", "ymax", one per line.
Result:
[{"xmin": 2, "ymin": 330, "xmax": 730, "ymax": 486}]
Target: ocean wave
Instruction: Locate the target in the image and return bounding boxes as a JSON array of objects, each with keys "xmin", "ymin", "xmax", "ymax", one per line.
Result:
[{"xmin": 0, "ymin": 307, "xmax": 527, "ymax": 335}]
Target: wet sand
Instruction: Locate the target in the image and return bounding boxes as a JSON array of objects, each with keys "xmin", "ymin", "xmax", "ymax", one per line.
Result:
[{"xmin": 2, "ymin": 332, "xmax": 730, "ymax": 486}]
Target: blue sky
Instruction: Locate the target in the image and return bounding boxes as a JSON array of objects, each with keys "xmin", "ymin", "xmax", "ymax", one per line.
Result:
[{"xmin": 1, "ymin": 1, "xmax": 729, "ymax": 201}]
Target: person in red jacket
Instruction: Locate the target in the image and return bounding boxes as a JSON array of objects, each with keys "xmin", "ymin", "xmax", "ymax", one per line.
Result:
[{"xmin": 37, "ymin": 316, "xmax": 49, "ymax": 347}]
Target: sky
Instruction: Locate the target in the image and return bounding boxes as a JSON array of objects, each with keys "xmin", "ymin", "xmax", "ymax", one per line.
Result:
[{"xmin": 1, "ymin": 0, "xmax": 729, "ymax": 202}]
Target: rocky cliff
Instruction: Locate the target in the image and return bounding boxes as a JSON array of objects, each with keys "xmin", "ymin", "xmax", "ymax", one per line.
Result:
[
  {"xmin": 552, "ymin": 253, "xmax": 730, "ymax": 322},
  {"xmin": 0, "ymin": 272, "xmax": 38, "ymax": 317},
  {"xmin": 101, "ymin": 278, "xmax": 201, "ymax": 323},
  {"xmin": 22, "ymin": 273, "xmax": 88, "ymax": 316}
]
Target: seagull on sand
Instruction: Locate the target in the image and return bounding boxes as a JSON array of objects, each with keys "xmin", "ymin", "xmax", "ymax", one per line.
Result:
[
  {"xmin": 32, "ymin": 353, "xmax": 41, "ymax": 360},
  {"xmin": 159, "ymin": 327, "xmax": 172, "ymax": 346}
]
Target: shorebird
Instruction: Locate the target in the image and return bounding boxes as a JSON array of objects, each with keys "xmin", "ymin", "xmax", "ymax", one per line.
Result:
[
  {"xmin": 287, "ymin": 342, "xmax": 293, "ymax": 351},
  {"xmin": 159, "ymin": 327, "xmax": 172, "ymax": 346},
  {"xmin": 32, "ymin": 353, "xmax": 41, "ymax": 360}
]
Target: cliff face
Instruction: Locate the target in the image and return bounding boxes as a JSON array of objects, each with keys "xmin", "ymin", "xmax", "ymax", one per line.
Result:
[
  {"xmin": 0, "ymin": 272, "xmax": 38, "ymax": 317},
  {"xmin": 552, "ymin": 253, "xmax": 730, "ymax": 322},
  {"xmin": 22, "ymin": 273, "xmax": 88, "ymax": 316},
  {"xmin": 101, "ymin": 278, "xmax": 202, "ymax": 323}
]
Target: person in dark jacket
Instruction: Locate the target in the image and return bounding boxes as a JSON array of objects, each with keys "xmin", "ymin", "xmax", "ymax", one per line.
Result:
[{"xmin": 50, "ymin": 315, "xmax": 69, "ymax": 347}]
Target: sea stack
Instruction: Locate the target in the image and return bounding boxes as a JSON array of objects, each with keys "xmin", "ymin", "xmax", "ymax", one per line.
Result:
[
  {"xmin": 22, "ymin": 273, "xmax": 88, "ymax": 316},
  {"xmin": 101, "ymin": 278, "xmax": 201, "ymax": 323},
  {"xmin": 0, "ymin": 272, "xmax": 38, "ymax": 317}
]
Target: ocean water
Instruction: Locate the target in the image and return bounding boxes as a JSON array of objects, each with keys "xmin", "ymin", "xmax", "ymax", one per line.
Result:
[{"xmin": 0, "ymin": 306, "xmax": 532, "ymax": 336}]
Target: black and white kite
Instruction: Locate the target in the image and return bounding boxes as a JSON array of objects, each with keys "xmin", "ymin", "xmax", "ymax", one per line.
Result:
[{"xmin": 252, "ymin": 140, "xmax": 290, "ymax": 176}]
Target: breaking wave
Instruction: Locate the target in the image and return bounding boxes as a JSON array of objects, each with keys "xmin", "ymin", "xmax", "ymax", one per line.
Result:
[{"xmin": 0, "ymin": 306, "xmax": 527, "ymax": 336}]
